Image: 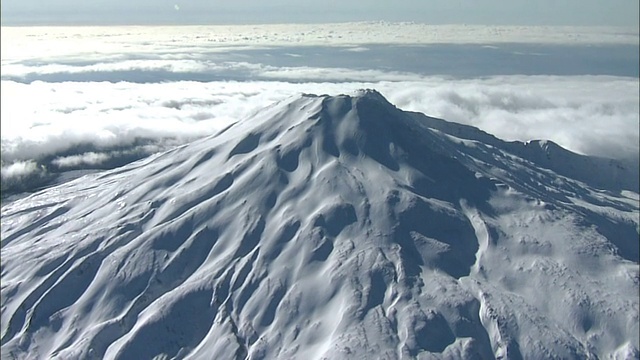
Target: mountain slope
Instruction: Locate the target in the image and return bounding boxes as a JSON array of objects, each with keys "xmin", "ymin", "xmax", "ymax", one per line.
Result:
[
  {"xmin": 411, "ymin": 112, "xmax": 639, "ymax": 193},
  {"xmin": 1, "ymin": 90, "xmax": 638, "ymax": 360}
]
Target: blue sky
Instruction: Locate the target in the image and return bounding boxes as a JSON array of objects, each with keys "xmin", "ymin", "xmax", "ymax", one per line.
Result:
[{"xmin": 1, "ymin": 0, "xmax": 639, "ymax": 26}]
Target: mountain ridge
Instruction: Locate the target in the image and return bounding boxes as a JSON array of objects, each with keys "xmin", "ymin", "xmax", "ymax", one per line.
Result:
[
  {"xmin": 1, "ymin": 90, "xmax": 638, "ymax": 359},
  {"xmin": 410, "ymin": 111, "xmax": 639, "ymax": 192}
]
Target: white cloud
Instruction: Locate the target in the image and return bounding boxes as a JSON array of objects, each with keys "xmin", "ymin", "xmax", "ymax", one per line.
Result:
[
  {"xmin": 2, "ymin": 23, "xmax": 637, "ymax": 65},
  {"xmin": 1, "ymin": 60, "xmax": 210, "ymax": 78},
  {"xmin": 0, "ymin": 160, "xmax": 50, "ymax": 194},
  {"xmin": 1, "ymin": 25, "xmax": 636, "ymax": 198},
  {"xmin": 0, "ymin": 58, "xmax": 431, "ymax": 83},
  {"xmin": 51, "ymin": 152, "xmax": 111, "ymax": 168},
  {"xmin": 1, "ymin": 75, "xmax": 637, "ymax": 175},
  {"xmin": 381, "ymin": 76, "xmax": 640, "ymax": 159},
  {"xmin": 0, "ymin": 160, "xmax": 42, "ymax": 179},
  {"xmin": 255, "ymin": 65, "xmax": 425, "ymax": 82}
]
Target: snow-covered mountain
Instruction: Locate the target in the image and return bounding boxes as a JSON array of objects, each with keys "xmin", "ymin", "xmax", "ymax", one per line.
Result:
[{"xmin": 1, "ymin": 90, "xmax": 638, "ymax": 359}]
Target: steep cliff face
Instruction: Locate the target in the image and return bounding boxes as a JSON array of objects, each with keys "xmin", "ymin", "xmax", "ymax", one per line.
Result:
[{"xmin": 1, "ymin": 90, "xmax": 638, "ymax": 360}]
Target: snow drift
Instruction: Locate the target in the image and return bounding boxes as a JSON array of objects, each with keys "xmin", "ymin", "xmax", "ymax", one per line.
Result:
[{"xmin": 1, "ymin": 90, "xmax": 638, "ymax": 359}]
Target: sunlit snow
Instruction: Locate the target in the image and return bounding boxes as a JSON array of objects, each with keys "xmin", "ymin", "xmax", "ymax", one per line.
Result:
[{"xmin": 1, "ymin": 91, "xmax": 638, "ymax": 359}]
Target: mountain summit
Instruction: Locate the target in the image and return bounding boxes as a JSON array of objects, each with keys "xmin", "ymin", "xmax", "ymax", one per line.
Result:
[{"xmin": 1, "ymin": 90, "xmax": 638, "ymax": 359}]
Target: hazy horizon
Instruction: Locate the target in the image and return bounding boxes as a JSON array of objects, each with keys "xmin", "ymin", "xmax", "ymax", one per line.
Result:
[{"xmin": 1, "ymin": 0, "xmax": 639, "ymax": 27}]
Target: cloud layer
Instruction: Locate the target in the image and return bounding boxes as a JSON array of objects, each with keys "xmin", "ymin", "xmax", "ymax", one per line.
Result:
[
  {"xmin": 2, "ymin": 76, "xmax": 637, "ymax": 192},
  {"xmin": 1, "ymin": 24, "xmax": 638, "ymax": 196},
  {"xmin": 2, "ymin": 23, "xmax": 638, "ymax": 64}
]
